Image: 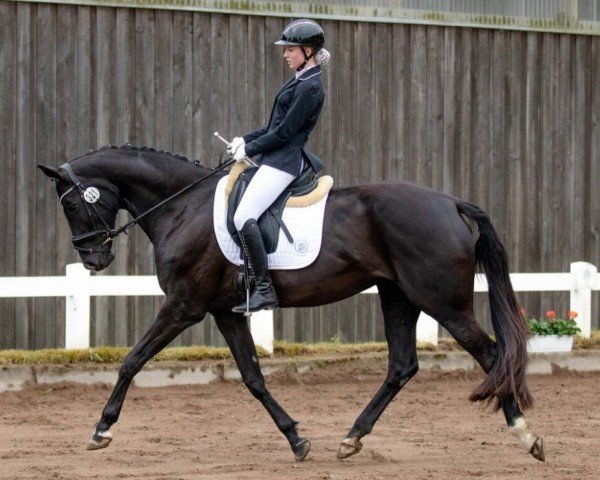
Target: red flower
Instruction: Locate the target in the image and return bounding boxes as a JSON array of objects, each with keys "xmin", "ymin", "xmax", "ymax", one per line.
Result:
[
  {"xmin": 568, "ymin": 310, "xmax": 578, "ymax": 319},
  {"xmin": 546, "ymin": 310, "xmax": 556, "ymax": 319}
]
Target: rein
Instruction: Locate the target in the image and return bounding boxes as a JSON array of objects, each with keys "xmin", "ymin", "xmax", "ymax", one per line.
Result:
[{"xmin": 59, "ymin": 158, "xmax": 236, "ymax": 253}]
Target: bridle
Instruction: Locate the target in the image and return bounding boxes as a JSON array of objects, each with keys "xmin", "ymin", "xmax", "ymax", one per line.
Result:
[
  {"xmin": 58, "ymin": 158, "xmax": 236, "ymax": 254},
  {"xmin": 59, "ymin": 163, "xmax": 116, "ymax": 254}
]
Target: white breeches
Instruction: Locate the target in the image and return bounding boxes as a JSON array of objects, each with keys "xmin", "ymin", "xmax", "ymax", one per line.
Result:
[{"xmin": 233, "ymin": 165, "xmax": 295, "ymax": 231}]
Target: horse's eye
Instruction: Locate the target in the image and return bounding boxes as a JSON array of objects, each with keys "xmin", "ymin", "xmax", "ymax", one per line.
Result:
[{"xmin": 66, "ymin": 204, "xmax": 78, "ymax": 214}]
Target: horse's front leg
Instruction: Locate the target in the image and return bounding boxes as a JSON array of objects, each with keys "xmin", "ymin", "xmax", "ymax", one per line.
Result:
[
  {"xmin": 213, "ymin": 311, "xmax": 311, "ymax": 462},
  {"xmin": 87, "ymin": 297, "xmax": 200, "ymax": 450}
]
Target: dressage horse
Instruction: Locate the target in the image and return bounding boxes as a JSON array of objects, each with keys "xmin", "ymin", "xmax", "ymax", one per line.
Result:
[{"xmin": 39, "ymin": 145, "xmax": 544, "ymax": 462}]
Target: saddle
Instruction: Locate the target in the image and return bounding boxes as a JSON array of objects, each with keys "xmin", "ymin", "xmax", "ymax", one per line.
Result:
[{"xmin": 226, "ymin": 163, "xmax": 324, "ymax": 253}]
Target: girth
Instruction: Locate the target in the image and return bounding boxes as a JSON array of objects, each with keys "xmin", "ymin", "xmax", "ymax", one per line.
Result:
[{"xmin": 226, "ymin": 165, "xmax": 318, "ymax": 253}]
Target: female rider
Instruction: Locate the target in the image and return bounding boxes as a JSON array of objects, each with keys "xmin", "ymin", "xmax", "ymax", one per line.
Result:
[{"xmin": 228, "ymin": 19, "xmax": 330, "ymax": 313}]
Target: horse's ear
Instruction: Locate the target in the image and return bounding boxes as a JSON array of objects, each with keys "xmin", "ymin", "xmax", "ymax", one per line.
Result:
[{"xmin": 38, "ymin": 165, "xmax": 63, "ymax": 182}]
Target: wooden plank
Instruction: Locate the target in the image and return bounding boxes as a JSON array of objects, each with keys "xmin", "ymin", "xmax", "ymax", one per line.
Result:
[
  {"xmin": 325, "ymin": 19, "xmax": 354, "ymax": 343},
  {"xmin": 114, "ymin": 7, "xmax": 136, "ymax": 347},
  {"xmin": 93, "ymin": 6, "xmax": 117, "ymax": 346},
  {"xmin": 77, "ymin": 6, "xmax": 93, "ymax": 154},
  {"xmin": 524, "ymin": 32, "xmax": 542, "ymax": 274},
  {"xmin": 373, "ymin": 23, "xmax": 392, "ymax": 182},
  {"xmin": 191, "ymin": 12, "xmax": 211, "ymax": 172},
  {"xmin": 14, "ymin": 3, "xmax": 35, "ymax": 349},
  {"xmin": 354, "ymin": 21, "xmax": 373, "ymax": 185},
  {"xmin": 571, "ymin": 35, "xmax": 590, "ymax": 262},
  {"xmin": 334, "ymin": 20, "xmax": 355, "ymax": 187},
  {"xmin": 347, "ymin": 21, "xmax": 374, "ymax": 344},
  {"xmin": 54, "ymin": 4, "xmax": 79, "ymax": 347},
  {"xmin": 391, "ymin": 24, "xmax": 410, "ymax": 181},
  {"xmin": 490, "ymin": 30, "xmax": 509, "ymax": 244},
  {"xmin": 172, "ymin": 10, "xmax": 194, "ymax": 345},
  {"xmin": 409, "ymin": 25, "xmax": 427, "ymax": 184},
  {"xmin": 427, "ymin": 26, "xmax": 444, "ymax": 191},
  {"xmin": 0, "ymin": 1, "xmax": 17, "ymax": 349},
  {"xmin": 209, "ymin": 13, "xmax": 229, "ymax": 163},
  {"xmin": 227, "ymin": 14, "xmax": 248, "ymax": 140},
  {"xmin": 459, "ymin": 28, "xmax": 476, "ymax": 202},
  {"xmin": 189, "ymin": 3, "xmax": 212, "ymax": 344},
  {"xmin": 507, "ymin": 31, "xmax": 526, "ymax": 270},
  {"xmin": 246, "ymin": 15, "xmax": 266, "ymax": 138},
  {"xmin": 474, "ymin": 29, "xmax": 492, "ymax": 212},
  {"xmin": 33, "ymin": 4, "xmax": 57, "ymax": 348},
  {"xmin": 554, "ymin": 35, "xmax": 573, "ymax": 316},
  {"xmin": 172, "ymin": 11, "xmax": 193, "ymax": 157},
  {"xmin": 152, "ymin": 10, "xmax": 175, "ymax": 345},
  {"xmin": 442, "ymin": 27, "xmax": 460, "ymax": 195},
  {"xmin": 591, "ymin": 36, "xmax": 600, "ymax": 330},
  {"xmin": 540, "ymin": 33, "xmax": 559, "ymax": 317},
  {"xmin": 521, "ymin": 32, "xmax": 543, "ymax": 318},
  {"xmin": 154, "ymin": 9, "xmax": 173, "ymax": 151},
  {"xmin": 134, "ymin": 7, "xmax": 157, "ymax": 343}
]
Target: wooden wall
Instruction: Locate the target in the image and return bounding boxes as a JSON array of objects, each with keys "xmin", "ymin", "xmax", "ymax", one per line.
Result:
[{"xmin": 1, "ymin": 2, "xmax": 598, "ymax": 349}]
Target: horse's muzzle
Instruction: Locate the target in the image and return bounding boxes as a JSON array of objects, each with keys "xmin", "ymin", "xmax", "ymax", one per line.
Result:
[{"xmin": 81, "ymin": 252, "xmax": 115, "ymax": 271}]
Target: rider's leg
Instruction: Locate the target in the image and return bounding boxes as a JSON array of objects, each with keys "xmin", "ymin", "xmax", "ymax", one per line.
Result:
[{"xmin": 232, "ymin": 165, "xmax": 294, "ymax": 313}]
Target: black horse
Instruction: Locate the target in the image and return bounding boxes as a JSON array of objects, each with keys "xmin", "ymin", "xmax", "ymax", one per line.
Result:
[{"xmin": 39, "ymin": 145, "xmax": 544, "ymax": 462}]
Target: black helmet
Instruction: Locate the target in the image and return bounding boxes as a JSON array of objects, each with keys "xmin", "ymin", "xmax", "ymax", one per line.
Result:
[{"xmin": 275, "ymin": 19, "xmax": 324, "ymax": 50}]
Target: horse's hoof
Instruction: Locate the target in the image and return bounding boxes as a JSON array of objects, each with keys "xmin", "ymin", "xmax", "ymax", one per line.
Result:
[
  {"xmin": 529, "ymin": 436, "xmax": 545, "ymax": 462},
  {"xmin": 293, "ymin": 438, "xmax": 311, "ymax": 462},
  {"xmin": 337, "ymin": 437, "xmax": 363, "ymax": 459},
  {"xmin": 86, "ymin": 430, "xmax": 113, "ymax": 450}
]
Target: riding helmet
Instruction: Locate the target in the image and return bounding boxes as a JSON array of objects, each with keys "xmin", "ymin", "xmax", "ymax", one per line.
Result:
[{"xmin": 275, "ymin": 19, "xmax": 325, "ymax": 50}]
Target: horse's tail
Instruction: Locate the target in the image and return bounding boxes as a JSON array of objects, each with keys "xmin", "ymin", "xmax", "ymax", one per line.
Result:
[{"xmin": 456, "ymin": 200, "xmax": 533, "ymax": 411}]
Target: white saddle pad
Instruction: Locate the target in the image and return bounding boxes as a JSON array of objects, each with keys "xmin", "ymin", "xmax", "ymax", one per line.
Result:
[{"xmin": 213, "ymin": 175, "xmax": 330, "ymax": 269}]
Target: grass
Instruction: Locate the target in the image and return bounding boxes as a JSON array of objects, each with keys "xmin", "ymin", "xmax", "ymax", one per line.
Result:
[
  {"xmin": 0, "ymin": 331, "xmax": 598, "ymax": 365},
  {"xmin": 573, "ymin": 330, "xmax": 600, "ymax": 349}
]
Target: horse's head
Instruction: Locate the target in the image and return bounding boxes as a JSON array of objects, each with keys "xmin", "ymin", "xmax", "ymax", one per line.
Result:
[{"xmin": 38, "ymin": 163, "xmax": 119, "ymax": 271}]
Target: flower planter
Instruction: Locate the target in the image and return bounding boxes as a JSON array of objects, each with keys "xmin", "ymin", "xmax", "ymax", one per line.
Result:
[{"xmin": 527, "ymin": 335, "xmax": 573, "ymax": 353}]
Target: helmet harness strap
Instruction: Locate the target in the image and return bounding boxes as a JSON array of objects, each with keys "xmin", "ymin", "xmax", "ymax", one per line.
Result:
[{"xmin": 297, "ymin": 46, "xmax": 316, "ymax": 71}]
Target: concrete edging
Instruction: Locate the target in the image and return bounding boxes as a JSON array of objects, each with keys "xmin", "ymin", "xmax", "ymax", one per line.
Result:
[{"xmin": 1, "ymin": 350, "xmax": 599, "ymax": 393}]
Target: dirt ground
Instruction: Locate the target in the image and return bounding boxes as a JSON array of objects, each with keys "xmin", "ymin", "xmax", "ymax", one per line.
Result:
[{"xmin": 1, "ymin": 359, "xmax": 599, "ymax": 480}]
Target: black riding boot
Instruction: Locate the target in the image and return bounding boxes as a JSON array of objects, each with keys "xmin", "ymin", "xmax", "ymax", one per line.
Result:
[{"xmin": 232, "ymin": 219, "xmax": 279, "ymax": 313}]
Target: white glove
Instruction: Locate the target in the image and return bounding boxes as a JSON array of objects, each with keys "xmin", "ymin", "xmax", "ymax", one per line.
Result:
[
  {"xmin": 233, "ymin": 145, "xmax": 247, "ymax": 162},
  {"xmin": 227, "ymin": 136, "xmax": 245, "ymax": 154}
]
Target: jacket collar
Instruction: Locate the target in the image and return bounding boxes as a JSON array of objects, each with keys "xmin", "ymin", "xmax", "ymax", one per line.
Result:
[{"xmin": 280, "ymin": 65, "xmax": 322, "ymax": 92}]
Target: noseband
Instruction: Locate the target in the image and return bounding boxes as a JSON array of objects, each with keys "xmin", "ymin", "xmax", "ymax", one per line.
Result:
[{"xmin": 59, "ymin": 163, "xmax": 116, "ymax": 254}]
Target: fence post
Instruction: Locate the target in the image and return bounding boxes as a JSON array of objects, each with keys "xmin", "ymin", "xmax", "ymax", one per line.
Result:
[
  {"xmin": 417, "ymin": 312, "xmax": 439, "ymax": 345},
  {"xmin": 65, "ymin": 263, "xmax": 91, "ymax": 349},
  {"xmin": 570, "ymin": 261, "xmax": 596, "ymax": 338},
  {"xmin": 250, "ymin": 310, "xmax": 274, "ymax": 353}
]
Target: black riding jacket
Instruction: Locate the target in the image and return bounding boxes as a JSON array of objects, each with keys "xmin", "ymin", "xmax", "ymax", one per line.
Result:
[{"xmin": 242, "ymin": 66, "xmax": 325, "ymax": 176}]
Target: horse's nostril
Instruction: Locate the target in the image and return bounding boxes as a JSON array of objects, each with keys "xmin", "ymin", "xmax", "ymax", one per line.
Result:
[{"xmin": 83, "ymin": 262, "xmax": 95, "ymax": 270}]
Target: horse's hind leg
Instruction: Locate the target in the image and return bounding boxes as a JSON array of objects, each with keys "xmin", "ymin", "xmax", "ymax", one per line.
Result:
[
  {"xmin": 213, "ymin": 311, "xmax": 311, "ymax": 462},
  {"xmin": 88, "ymin": 297, "xmax": 199, "ymax": 450},
  {"xmin": 436, "ymin": 309, "xmax": 544, "ymax": 461},
  {"xmin": 337, "ymin": 281, "xmax": 420, "ymax": 459}
]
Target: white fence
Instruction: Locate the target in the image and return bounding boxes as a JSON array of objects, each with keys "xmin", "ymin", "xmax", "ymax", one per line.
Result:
[{"xmin": 0, "ymin": 262, "xmax": 598, "ymax": 353}]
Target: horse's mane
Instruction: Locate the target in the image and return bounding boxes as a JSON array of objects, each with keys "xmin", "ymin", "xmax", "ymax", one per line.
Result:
[{"xmin": 79, "ymin": 144, "xmax": 206, "ymax": 167}]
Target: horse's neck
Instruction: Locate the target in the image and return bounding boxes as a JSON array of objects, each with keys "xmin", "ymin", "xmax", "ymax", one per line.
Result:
[{"xmin": 99, "ymin": 153, "xmax": 212, "ymax": 238}]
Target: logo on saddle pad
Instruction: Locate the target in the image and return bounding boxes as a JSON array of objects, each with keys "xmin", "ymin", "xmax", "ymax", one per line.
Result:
[{"xmin": 293, "ymin": 239, "xmax": 309, "ymax": 255}]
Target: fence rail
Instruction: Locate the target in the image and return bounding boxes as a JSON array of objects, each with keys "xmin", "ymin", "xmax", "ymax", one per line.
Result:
[{"xmin": 0, "ymin": 262, "xmax": 596, "ymax": 353}]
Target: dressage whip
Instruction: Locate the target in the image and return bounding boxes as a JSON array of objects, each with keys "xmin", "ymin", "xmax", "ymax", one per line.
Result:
[{"xmin": 214, "ymin": 131, "xmax": 254, "ymax": 316}]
